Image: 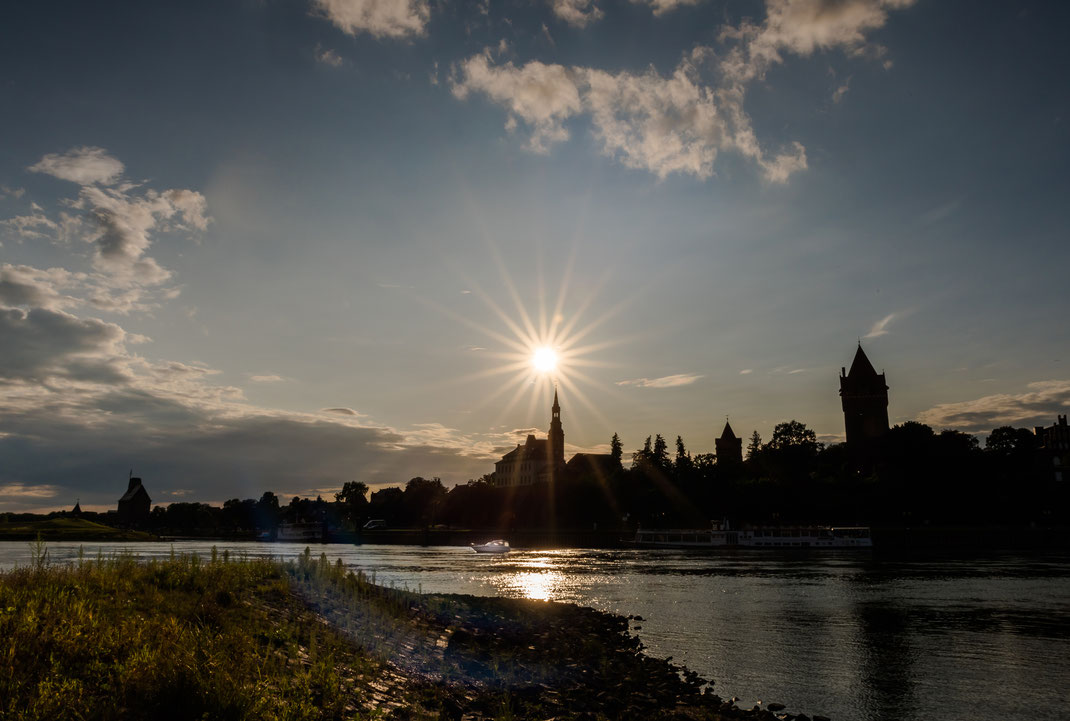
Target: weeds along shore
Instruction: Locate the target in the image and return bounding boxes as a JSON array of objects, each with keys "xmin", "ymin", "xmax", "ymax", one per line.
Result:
[{"xmin": 0, "ymin": 545, "xmax": 813, "ymax": 721}]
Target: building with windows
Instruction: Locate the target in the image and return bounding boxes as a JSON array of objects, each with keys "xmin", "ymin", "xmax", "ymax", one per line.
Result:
[
  {"xmin": 1034, "ymin": 414, "xmax": 1070, "ymax": 483},
  {"xmin": 492, "ymin": 391, "xmax": 566, "ymax": 487}
]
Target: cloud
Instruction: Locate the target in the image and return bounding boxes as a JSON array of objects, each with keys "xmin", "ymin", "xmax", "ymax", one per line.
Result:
[
  {"xmin": 9, "ymin": 150, "xmax": 210, "ymax": 310},
  {"xmin": 916, "ymin": 380, "xmax": 1070, "ymax": 434},
  {"xmin": 832, "ymin": 79, "xmax": 850, "ymax": 103},
  {"xmin": 0, "ymin": 210, "xmax": 59, "ymax": 240},
  {"xmin": 78, "ymin": 184, "xmax": 209, "ymax": 286},
  {"xmin": 634, "ymin": 0, "xmax": 704, "ymax": 16},
  {"xmin": 739, "ymin": 368, "xmax": 753, "ymax": 374},
  {"xmin": 453, "ymin": 48, "xmax": 804, "ymax": 181},
  {"xmin": 864, "ymin": 312, "xmax": 896, "ymax": 338},
  {"xmin": 550, "ymin": 0, "xmax": 603, "ymax": 28},
  {"xmin": 617, "ymin": 373, "xmax": 703, "ymax": 388},
  {"xmin": 452, "ymin": 53, "xmax": 583, "ymax": 153},
  {"xmin": 0, "ymin": 265, "xmax": 85, "ymax": 310},
  {"xmin": 322, "ymin": 407, "xmax": 364, "ymax": 416},
  {"xmin": 316, "ymin": 47, "xmax": 345, "ymax": 67},
  {"xmin": 0, "ymin": 483, "xmax": 58, "ymax": 499},
  {"xmin": 28, "ymin": 147, "xmax": 125, "ymax": 186},
  {"xmin": 720, "ymin": 0, "xmax": 916, "ymax": 85},
  {"xmin": 452, "ymin": 0, "xmax": 912, "ymax": 182},
  {"xmin": 0, "ymin": 306, "xmax": 129, "ymax": 384},
  {"xmin": 313, "ymin": 0, "xmax": 431, "ymax": 39},
  {"xmin": 249, "ymin": 374, "xmax": 285, "ymax": 383}
]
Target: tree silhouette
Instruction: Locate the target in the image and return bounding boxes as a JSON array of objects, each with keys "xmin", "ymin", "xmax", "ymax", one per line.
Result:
[
  {"xmin": 611, "ymin": 432, "xmax": 623, "ymax": 464},
  {"xmin": 746, "ymin": 430, "xmax": 762, "ymax": 461}
]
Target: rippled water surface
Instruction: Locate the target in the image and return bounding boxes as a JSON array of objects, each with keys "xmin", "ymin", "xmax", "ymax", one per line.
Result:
[{"xmin": 3, "ymin": 541, "xmax": 1068, "ymax": 720}]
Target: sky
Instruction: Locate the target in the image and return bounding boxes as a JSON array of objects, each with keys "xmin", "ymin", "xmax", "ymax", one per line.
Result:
[{"xmin": 1, "ymin": 0, "xmax": 1068, "ymax": 512}]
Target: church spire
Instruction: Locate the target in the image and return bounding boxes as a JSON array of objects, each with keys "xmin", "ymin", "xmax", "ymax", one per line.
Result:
[{"xmin": 549, "ymin": 387, "xmax": 564, "ymax": 468}]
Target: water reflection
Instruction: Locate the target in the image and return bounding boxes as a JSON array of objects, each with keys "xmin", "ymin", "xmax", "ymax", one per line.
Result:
[{"xmin": 496, "ymin": 570, "xmax": 564, "ymax": 601}]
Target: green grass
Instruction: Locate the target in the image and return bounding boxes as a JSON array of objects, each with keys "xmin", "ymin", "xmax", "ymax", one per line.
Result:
[
  {"xmin": 0, "ymin": 517, "xmax": 155, "ymax": 541},
  {"xmin": 0, "ymin": 547, "xmax": 739, "ymax": 721}
]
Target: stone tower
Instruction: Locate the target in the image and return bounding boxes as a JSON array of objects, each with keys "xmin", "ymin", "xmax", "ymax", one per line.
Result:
[
  {"xmin": 715, "ymin": 419, "xmax": 743, "ymax": 465},
  {"xmin": 549, "ymin": 388, "xmax": 565, "ymax": 468},
  {"xmin": 839, "ymin": 344, "xmax": 889, "ymax": 467}
]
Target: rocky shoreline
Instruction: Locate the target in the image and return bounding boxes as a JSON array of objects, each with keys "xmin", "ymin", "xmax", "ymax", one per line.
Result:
[{"xmin": 0, "ymin": 548, "xmax": 830, "ymax": 720}]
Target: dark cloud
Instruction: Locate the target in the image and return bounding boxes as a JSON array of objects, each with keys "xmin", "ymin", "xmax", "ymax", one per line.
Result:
[{"xmin": 0, "ymin": 307, "xmax": 126, "ymax": 383}]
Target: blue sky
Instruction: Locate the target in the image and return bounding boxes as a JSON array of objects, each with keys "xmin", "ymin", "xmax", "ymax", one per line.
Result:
[{"xmin": 2, "ymin": 0, "xmax": 1068, "ymax": 511}]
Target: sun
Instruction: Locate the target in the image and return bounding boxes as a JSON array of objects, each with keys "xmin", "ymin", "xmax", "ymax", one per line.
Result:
[{"xmin": 532, "ymin": 346, "xmax": 558, "ymax": 374}]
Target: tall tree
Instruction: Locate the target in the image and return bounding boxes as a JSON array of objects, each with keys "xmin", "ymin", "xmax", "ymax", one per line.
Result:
[
  {"xmin": 632, "ymin": 435, "xmax": 653, "ymax": 468},
  {"xmin": 652, "ymin": 434, "xmax": 669, "ymax": 468},
  {"xmin": 611, "ymin": 432, "xmax": 623, "ymax": 464},
  {"xmin": 675, "ymin": 435, "xmax": 692, "ymax": 475},
  {"xmin": 745, "ymin": 430, "xmax": 762, "ymax": 461}
]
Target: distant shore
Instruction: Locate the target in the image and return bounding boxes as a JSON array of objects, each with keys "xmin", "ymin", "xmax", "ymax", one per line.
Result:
[
  {"xmin": 3, "ymin": 518, "xmax": 1069, "ymax": 551},
  {"xmin": 0, "ymin": 549, "xmax": 819, "ymax": 720}
]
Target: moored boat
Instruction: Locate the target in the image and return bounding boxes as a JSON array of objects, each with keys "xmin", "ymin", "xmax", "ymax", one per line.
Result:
[
  {"xmin": 275, "ymin": 521, "xmax": 327, "ymax": 543},
  {"xmin": 471, "ymin": 539, "xmax": 510, "ymax": 554},
  {"xmin": 632, "ymin": 521, "xmax": 872, "ymax": 549}
]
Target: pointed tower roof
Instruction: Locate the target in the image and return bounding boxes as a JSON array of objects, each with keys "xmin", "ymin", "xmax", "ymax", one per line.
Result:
[
  {"xmin": 720, "ymin": 419, "xmax": 737, "ymax": 439},
  {"xmin": 847, "ymin": 343, "xmax": 879, "ymax": 378},
  {"xmin": 552, "ymin": 388, "xmax": 560, "ymax": 410}
]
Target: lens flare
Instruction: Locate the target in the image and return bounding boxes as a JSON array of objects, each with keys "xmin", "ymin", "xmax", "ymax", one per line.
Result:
[{"xmin": 532, "ymin": 346, "xmax": 558, "ymax": 374}]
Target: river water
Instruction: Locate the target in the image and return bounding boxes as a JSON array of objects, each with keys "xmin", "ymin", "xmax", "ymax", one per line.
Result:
[{"xmin": 2, "ymin": 541, "xmax": 1068, "ymax": 721}]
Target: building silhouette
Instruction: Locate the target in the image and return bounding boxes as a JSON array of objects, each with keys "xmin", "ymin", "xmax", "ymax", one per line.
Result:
[
  {"xmin": 840, "ymin": 344, "xmax": 889, "ymax": 470},
  {"xmin": 715, "ymin": 419, "xmax": 743, "ymax": 465},
  {"xmin": 492, "ymin": 390, "xmax": 567, "ymax": 487},
  {"xmin": 117, "ymin": 476, "xmax": 151, "ymax": 524},
  {"xmin": 1034, "ymin": 414, "xmax": 1069, "ymax": 483}
]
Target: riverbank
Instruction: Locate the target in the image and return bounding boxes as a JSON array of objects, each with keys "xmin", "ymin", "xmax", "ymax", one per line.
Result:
[
  {"xmin": 0, "ymin": 517, "xmax": 155, "ymax": 541},
  {"xmin": 0, "ymin": 548, "xmax": 821, "ymax": 721}
]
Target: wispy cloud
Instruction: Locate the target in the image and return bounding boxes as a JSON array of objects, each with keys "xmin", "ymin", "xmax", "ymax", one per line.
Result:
[
  {"xmin": 864, "ymin": 312, "xmax": 897, "ymax": 338},
  {"xmin": 617, "ymin": 373, "xmax": 703, "ymax": 388},
  {"xmin": 315, "ymin": 46, "xmax": 345, "ymax": 67},
  {"xmin": 249, "ymin": 374, "xmax": 284, "ymax": 383},
  {"xmin": 0, "ymin": 483, "xmax": 58, "ymax": 499},
  {"xmin": 635, "ymin": 0, "xmax": 704, "ymax": 16},
  {"xmin": 739, "ymin": 368, "xmax": 753, "ymax": 375}
]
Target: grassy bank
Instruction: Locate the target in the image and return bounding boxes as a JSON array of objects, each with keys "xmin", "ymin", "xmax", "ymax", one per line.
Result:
[
  {"xmin": 0, "ymin": 517, "xmax": 155, "ymax": 541},
  {"xmin": 0, "ymin": 547, "xmax": 802, "ymax": 721}
]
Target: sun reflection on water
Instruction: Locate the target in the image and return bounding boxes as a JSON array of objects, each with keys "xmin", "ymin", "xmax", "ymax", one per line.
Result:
[{"xmin": 496, "ymin": 570, "xmax": 566, "ymax": 601}]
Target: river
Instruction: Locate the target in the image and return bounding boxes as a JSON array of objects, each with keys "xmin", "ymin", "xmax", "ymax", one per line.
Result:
[{"xmin": 2, "ymin": 541, "xmax": 1068, "ymax": 720}]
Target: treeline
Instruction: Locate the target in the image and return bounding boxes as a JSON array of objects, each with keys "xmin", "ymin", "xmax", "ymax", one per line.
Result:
[{"xmin": 11, "ymin": 420, "xmax": 1063, "ymax": 534}]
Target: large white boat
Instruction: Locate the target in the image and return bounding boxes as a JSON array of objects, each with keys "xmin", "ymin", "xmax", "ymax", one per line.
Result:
[
  {"xmin": 275, "ymin": 521, "xmax": 327, "ymax": 543},
  {"xmin": 632, "ymin": 521, "xmax": 872, "ymax": 549}
]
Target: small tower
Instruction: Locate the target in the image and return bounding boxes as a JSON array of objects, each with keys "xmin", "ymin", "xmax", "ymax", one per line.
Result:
[
  {"xmin": 840, "ymin": 344, "xmax": 889, "ymax": 469},
  {"xmin": 548, "ymin": 388, "xmax": 565, "ymax": 468},
  {"xmin": 117, "ymin": 476, "xmax": 152, "ymax": 525},
  {"xmin": 715, "ymin": 419, "xmax": 743, "ymax": 465}
]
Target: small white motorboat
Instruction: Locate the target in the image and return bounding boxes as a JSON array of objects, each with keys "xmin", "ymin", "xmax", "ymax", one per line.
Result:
[{"xmin": 471, "ymin": 539, "xmax": 510, "ymax": 554}]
